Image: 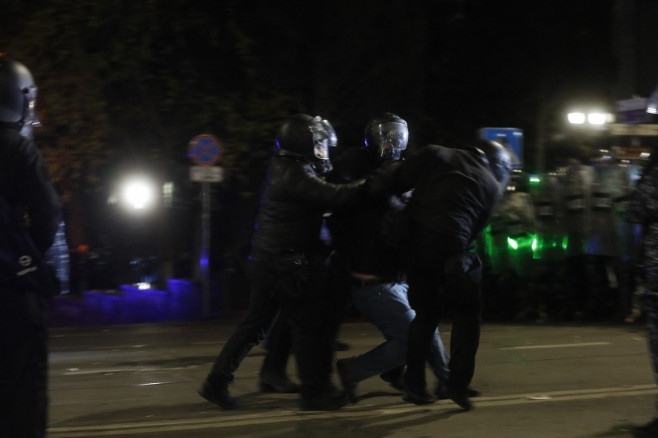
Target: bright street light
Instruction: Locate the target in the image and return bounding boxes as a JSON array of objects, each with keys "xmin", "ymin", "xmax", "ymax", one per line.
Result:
[
  {"xmin": 120, "ymin": 177, "xmax": 156, "ymax": 211},
  {"xmin": 567, "ymin": 110, "xmax": 613, "ymax": 126},
  {"xmin": 587, "ymin": 112, "xmax": 609, "ymax": 125},
  {"xmin": 567, "ymin": 112, "xmax": 586, "ymax": 124}
]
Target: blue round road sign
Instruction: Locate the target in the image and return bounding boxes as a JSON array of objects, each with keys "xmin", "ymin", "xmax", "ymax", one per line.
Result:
[{"xmin": 188, "ymin": 134, "xmax": 222, "ymax": 166}]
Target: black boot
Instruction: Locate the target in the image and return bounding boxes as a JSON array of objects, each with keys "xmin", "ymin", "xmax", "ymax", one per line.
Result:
[
  {"xmin": 258, "ymin": 371, "xmax": 301, "ymax": 393},
  {"xmin": 446, "ymin": 386, "xmax": 473, "ymax": 411},
  {"xmin": 336, "ymin": 358, "xmax": 358, "ymax": 403},
  {"xmin": 197, "ymin": 377, "xmax": 239, "ymax": 410},
  {"xmin": 300, "ymin": 384, "xmax": 347, "ymax": 411},
  {"xmin": 435, "ymin": 382, "xmax": 480, "ymax": 400},
  {"xmin": 403, "ymin": 382, "xmax": 435, "ymax": 405}
]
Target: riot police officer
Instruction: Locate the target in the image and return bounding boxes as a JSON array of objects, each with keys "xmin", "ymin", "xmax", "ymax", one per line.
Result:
[
  {"xmin": 198, "ymin": 114, "xmax": 364, "ymax": 411},
  {"xmin": 0, "ymin": 56, "xmax": 62, "ymax": 438},
  {"xmin": 399, "ymin": 139, "xmax": 511, "ymax": 410}
]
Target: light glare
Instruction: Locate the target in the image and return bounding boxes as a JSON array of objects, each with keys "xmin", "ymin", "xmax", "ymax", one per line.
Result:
[
  {"xmin": 121, "ymin": 178, "xmax": 155, "ymax": 210},
  {"xmin": 588, "ymin": 112, "xmax": 607, "ymax": 125}
]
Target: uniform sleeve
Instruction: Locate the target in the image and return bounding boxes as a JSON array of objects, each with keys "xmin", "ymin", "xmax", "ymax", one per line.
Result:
[
  {"xmin": 15, "ymin": 139, "xmax": 62, "ymax": 253},
  {"xmin": 285, "ymin": 162, "xmax": 365, "ymax": 209}
]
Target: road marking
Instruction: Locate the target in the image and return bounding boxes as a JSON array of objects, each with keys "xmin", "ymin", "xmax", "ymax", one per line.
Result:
[
  {"xmin": 47, "ymin": 384, "xmax": 658, "ymax": 437},
  {"xmin": 61, "ymin": 366, "xmax": 198, "ymax": 376},
  {"xmin": 499, "ymin": 342, "xmax": 611, "ymax": 350}
]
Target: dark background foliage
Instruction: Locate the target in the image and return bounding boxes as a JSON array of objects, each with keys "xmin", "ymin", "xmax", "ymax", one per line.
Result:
[{"xmin": 0, "ymin": 0, "xmax": 624, "ymax": 291}]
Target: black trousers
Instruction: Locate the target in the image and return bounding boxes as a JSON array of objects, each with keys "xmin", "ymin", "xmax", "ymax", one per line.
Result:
[
  {"xmin": 260, "ymin": 253, "xmax": 351, "ymax": 379},
  {"xmin": 260, "ymin": 310, "xmax": 293, "ymax": 376},
  {"xmin": 0, "ymin": 291, "xmax": 48, "ymax": 438},
  {"xmin": 209, "ymin": 255, "xmax": 332, "ymax": 398},
  {"xmin": 404, "ymin": 241, "xmax": 483, "ymax": 392}
]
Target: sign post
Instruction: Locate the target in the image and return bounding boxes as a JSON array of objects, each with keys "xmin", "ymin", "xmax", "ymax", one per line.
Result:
[
  {"xmin": 188, "ymin": 134, "xmax": 223, "ymax": 317},
  {"xmin": 478, "ymin": 127, "xmax": 524, "ymax": 168}
]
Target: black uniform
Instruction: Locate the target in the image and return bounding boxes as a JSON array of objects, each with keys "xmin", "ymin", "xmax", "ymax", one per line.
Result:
[
  {"xmin": 204, "ymin": 153, "xmax": 364, "ymax": 408},
  {"xmin": 0, "ymin": 126, "xmax": 62, "ymax": 438},
  {"xmin": 625, "ymin": 156, "xmax": 658, "ymax": 436},
  {"xmin": 397, "ymin": 144, "xmax": 503, "ymax": 404}
]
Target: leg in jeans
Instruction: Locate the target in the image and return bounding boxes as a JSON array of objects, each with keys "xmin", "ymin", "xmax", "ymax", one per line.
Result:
[
  {"xmin": 348, "ymin": 282, "xmax": 415, "ymax": 383},
  {"xmin": 428, "ymin": 326, "xmax": 451, "ymax": 385}
]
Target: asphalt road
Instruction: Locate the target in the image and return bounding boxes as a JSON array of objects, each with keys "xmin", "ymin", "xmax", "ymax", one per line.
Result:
[{"xmin": 46, "ymin": 317, "xmax": 658, "ymax": 438}]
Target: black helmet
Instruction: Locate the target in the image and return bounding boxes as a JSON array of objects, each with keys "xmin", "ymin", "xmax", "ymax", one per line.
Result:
[
  {"xmin": 474, "ymin": 139, "xmax": 512, "ymax": 186},
  {"xmin": 364, "ymin": 113, "xmax": 408, "ymax": 162},
  {"xmin": 0, "ymin": 56, "xmax": 39, "ymax": 128},
  {"xmin": 276, "ymin": 114, "xmax": 337, "ymax": 173}
]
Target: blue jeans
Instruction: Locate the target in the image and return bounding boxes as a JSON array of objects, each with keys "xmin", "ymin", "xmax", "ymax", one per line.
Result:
[{"xmin": 348, "ymin": 281, "xmax": 450, "ymax": 384}]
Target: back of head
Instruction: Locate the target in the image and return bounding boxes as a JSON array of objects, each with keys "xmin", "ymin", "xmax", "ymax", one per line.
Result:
[
  {"xmin": 475, "ymin": 139, "xmax": 512, "ymax": 186},
  {"xmin": 0, "ymin": 56, "xmax": 39, "ymax": 129},
  {"xmin": 275, "ymin": 113, "xmax": 337, "ymax": 174},
  {"xmin": 364, "ymin": 112, "xmax": 408, "ymax": 162}
]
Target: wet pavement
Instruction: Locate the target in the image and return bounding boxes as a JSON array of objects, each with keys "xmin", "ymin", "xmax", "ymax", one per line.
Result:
[{"xmin": 47, "ymin": 317, "xmax": 658, "ymax": 437}]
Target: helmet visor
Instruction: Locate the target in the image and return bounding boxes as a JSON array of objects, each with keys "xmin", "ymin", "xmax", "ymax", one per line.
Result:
[
  {"xmin": 319, "ymin": 119, "xmax": 337, "ymax": 148},
  {"xmin": 23, "ymin": 85, "xmax": 39, "ymax": 126},
  {"xmin": 310, "ymin": 116, "xmax": 334, "ymax": 161},
  {"xmin": 375, "ymin": 122, "xmax": 408, "ymax": 151}
]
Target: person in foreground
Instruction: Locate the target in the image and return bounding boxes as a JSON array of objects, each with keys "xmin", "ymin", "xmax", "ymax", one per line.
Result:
[
  {"xmin": 198, "ymin": 114, "xmax": 364, "ymax": 411},
  {"xmin": 625, "ymin": 150, "xmax": 658, "ymax": 437},
  {"xmin": 398, "ymin": 139, "xmax": 511, "ymax": 410},
  {"xmin": 0, "ymin": 56, "xmax": 62, "ymax": 438}
]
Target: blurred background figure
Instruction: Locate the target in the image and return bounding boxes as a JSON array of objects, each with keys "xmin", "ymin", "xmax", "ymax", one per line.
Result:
[
  {"xmin": 561, "ymin": 158, "xmax": 595, "ymax": 319},
  {"xmin": 624, "ymin": 149, "xmax": 658, "ymax": 438}
]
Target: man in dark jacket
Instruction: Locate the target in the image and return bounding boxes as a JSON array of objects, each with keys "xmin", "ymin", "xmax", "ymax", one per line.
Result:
[
  {"xmin": 198, "ymin": 114, "xmax": 364, "ymax": 411},
  {"xmin": 0, "ymin": 56, "xmax": 62, "ymax": 438},
  {"xmin": 398, "ymin": 140, "xmax": 510, "ymax": 410}
]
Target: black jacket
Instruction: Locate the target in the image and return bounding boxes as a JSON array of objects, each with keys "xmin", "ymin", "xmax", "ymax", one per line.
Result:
[
  {"xmin": 0, "ymin": 127, "xmax": 62, "ymax": 255},
  {"xmin": 250, "ymin": 154, "xmax": 365, "ymax": 259},
  {"xmin": 397, "ymin": 144, "xmax": 502, "ymax": 253},
  {"xmin": 327, "ymin": 147, "xmax": 406, "ymax": 277}
]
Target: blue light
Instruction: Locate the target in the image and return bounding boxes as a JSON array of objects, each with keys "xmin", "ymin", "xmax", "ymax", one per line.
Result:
[{"xmin": 200, "ymin": 250, "xmax": 209, "ymax": 270}]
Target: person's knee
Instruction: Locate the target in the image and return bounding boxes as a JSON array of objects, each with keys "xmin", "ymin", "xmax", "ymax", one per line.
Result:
[{"xmin": 385, "ymin": 340, "xmax": 408, "ymax": 363}]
